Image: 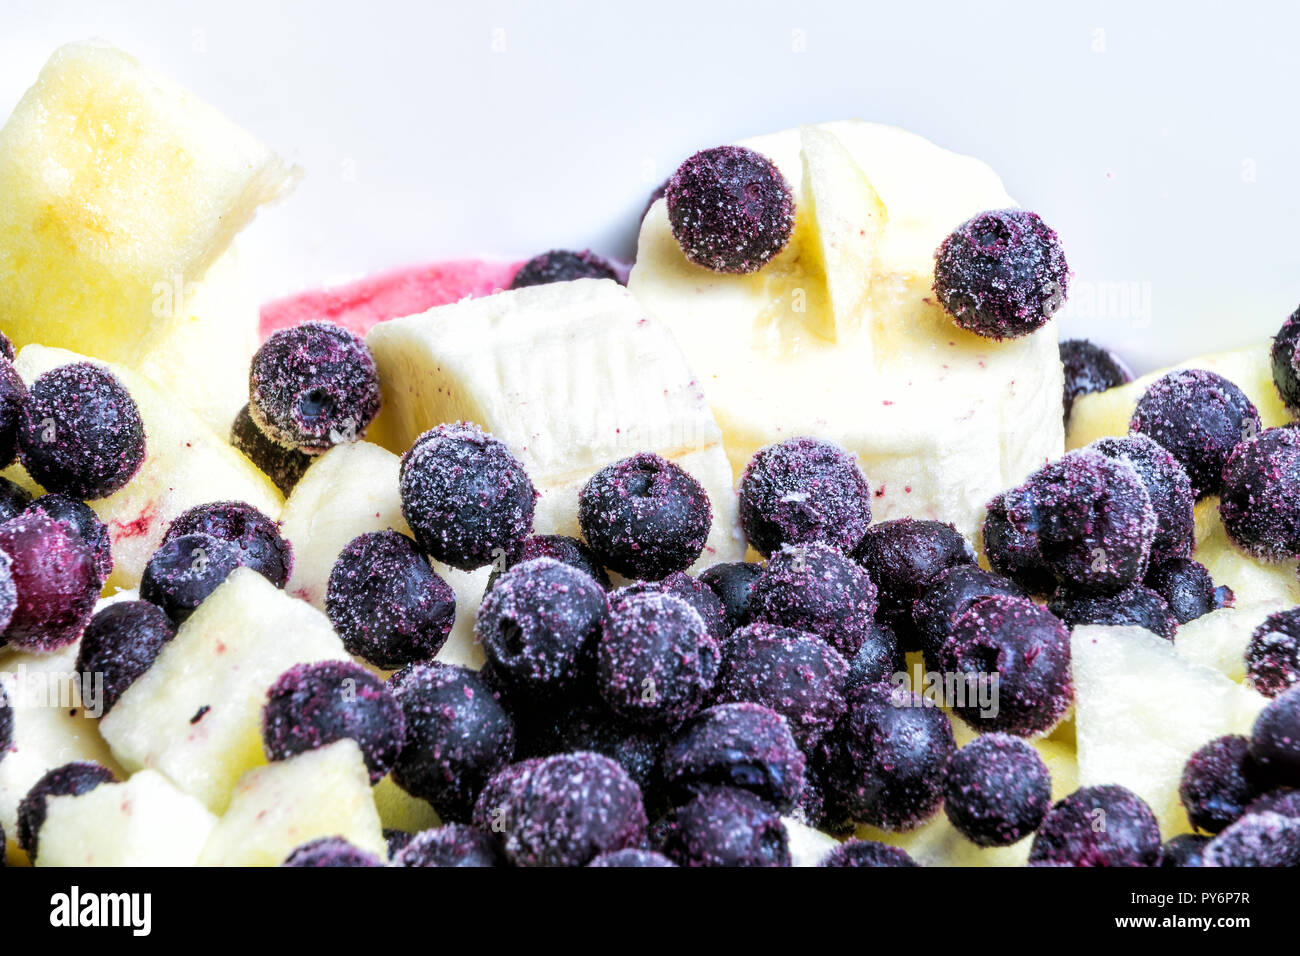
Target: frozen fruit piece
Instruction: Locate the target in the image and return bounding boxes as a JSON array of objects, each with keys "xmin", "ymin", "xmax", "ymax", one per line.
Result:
[
  {"xmin": 1161, "ymin": 833, "xmax": 1209, "ymax": 867},
  {"xmin": 1179, "ymin": 735, "xmax": 1264, "ymax": 834},
  {"xmin": 660, "ymin": 786, "xmax": 791, "ymax": 867},
  {"xmin": 1270, "ymin": 306, "xmax": 1300, "ymax": 412},
  {"xmin": 933, "ymin": 208, "xmax": 1068, "ymax": 340},
  {"xmin": 384, "ymin": 828, "xmax": 414, "ymax": 859},
  {"xmin": 1090, "ymin": 434, "xmax": 1194, "ymax": 564},
  {"xmin": 74, "ymin": 601, "xmax": 176, "ymax": 715},
  {"xmin": 913, "ymin": 565, "xmax": 1025, "ymax": 665},
  {"xmin": 819, "ymin": 839, "xmax": 917, "ymax": 867},
  {"xmin": 1249, "ymin": 687, "xmax": 1300, "ymax": 786},
  {"xmin": 1203, "ymin": 811, "xmax": 1300, "ymax": 867},
  {"xmin": 282, "ymin": 836, "xmax": 384, "ymax": 867},
  {"xmin": 1246, "ymin": 608, "xmax": 1300, "ymax": 698},
  {"xmin": 16, "ymin": 761, "xmax": 116, "ymax": 861},
  {"xmin": 471, "ymin": 757, "xmax": 544, "ymax": 833},
  {"xmin": 17, "ymin": 362, "xmax": 145, "ymax": 499},
  {"xmin": 1130, "ymin": 368, "xmax": 1260, "ymax": 499},
  {"xmin": 666, "ymin": 145, "xmax": 795, "ymax": 274},
  {"xmin": 0, "ymin": 477, "xmax": 32, "ymax": 523},
  {"xmin": 1047, "ymin": 584, "xmax": 1177, "ymax": 640},
  {"xmin": 738, "ymin": 436, "xmax": 872, "ymax": 557},
  {"xmin": 1060, "ymin": 339, "xmax": 1132, "ymax": 425},
  {"xmin": 614, "ymin": 571, "xmax": 728, "ymax": 642},
  {"xmin": 1220, "ymin": 427, "xmax": 1300, "ymax": 559},
  {"xmin": 981, "ymin": 490, "xmax": 1056, "ymax": 595},
  {"xmin": 0, "ymin": 334, "xmax": 12, "ymax": 362},
  {"xmin": 0, "ymin": 551, "xmax": 14, "ymax": 635},
  {"xmin": 589, "ymin": 848, "xmax": 676, "ymax": 867},
  {"xmin": 392, "ymin": 824, "xmax": 505, "ymax": 867},
  {"xmin": 0, "ymin": 361, "xmax": 25, "ymax": 469},
  {"xmin": 749, "ymin": 542, "xmax": 878, "ymax": 658},
  {"xmin": 509, "ymin": 249, "xmax": 620, "ymax": 289},
  {"xmin": 944, "ymin": 733, "xmax": 1052, "ymax": 847},
  {"xmin": 164, "ymin": 500, "xmax": 292, "ymax": 588},
  {"xmin": 230, "ymin": 404, "xmax": 313, "ymax": 496},
  {"xmin": 0, "ymin": 683, "xmax": 11, "ymax": 759},
  {"xmin": 400, "ymin": 422, "xmax": 537, "ymax": 571},
  {"xmin": 1145, "ymin": 558, "xmax": 1233, "ymax": 626},
  {"xmin": 25, "ymin": 494, "xmax": 113, "ymax": 584},
  {"xmin": 509, "ymin": 701, "xmax": 663, "ymax": 802},
  {"xmin": 699, "ymin": 561, "xmax": 763, "ymax": 633},
  {"xmin": 139, "ymin": 532, "xmax": 241, "ymax": 624},
  {"xmin": 485, "ymin": 534, "xmax": 610, "ymax": 593},
  {"xmin": 845, "ymin": 620, "xmax": 905, "ymax": 688},
  {"xmin": 1246, "ymin": 788, "xmax": 1300, "ymax": 818},
  {"xmin": 1029, "ymin": 784, "xmax": 1162, "ymax": 867},
  {"xmin": 262, "ymin": 660, "xmax": 405, "ymax": 784},
  {"xmin": 0, "ymin": 511, "xmax": 99, "ymax": 651}
]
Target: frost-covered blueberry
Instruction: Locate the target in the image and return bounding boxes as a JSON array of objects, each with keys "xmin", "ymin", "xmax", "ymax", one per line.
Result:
[
  {"xmin": 262, "ymin": 660, "xmax": 405, "ymax": 783},
  {"xmin": 816, "ymin": 682, "xmax": 955, "ymax": 831},
  {"xmin": 400, "ymin": 422, "xmax": 537, "ymax": 571},
  {"xmin": 0, "ymin": 333, "xmax": 12, "ymax": 362},
  {"xmin": 1270, "ymin": 306, "xmax": 1300, "ymax": 413},
  {"xmin": 1179, "ymin": 735, "xmax": 1264, "ymax": 834},
  {"xmin": 165, "ymin": 500, "xmax": 292, "ymax": 588},
  {"xmin": 613, "ymin": 571, "xmax": 728, "ymax": 642},
  {"xmin": 1247, "ymin": 608, "xmax": 1300, "ymax": 698},
  {"xmin": 1090, "ymin": 434, "xmax": 1195, "ymax": 564},
  {"xmin": 282, "ymin": 837, "xmax": 384, "ymax": 867},
  {"xmin": 1028, "ymin": 784, "xmax": 1162, "ymax": 867},
  {"xmin": 17, "ymin": 762, "xmax": 117, "ymax": 860},
  {"xmin": 666, "ymin": 145, "xmax": 795, "ymax": 275},
  {"xmin": 588, "ymin": 848, "xmax": 676, "ymax": 867},
  {"xmin": 738, "ymin": 437, "xmax": 873, "ymax": 557},
  {"xmin": 845, "ymin": 619, "xmax": 906, "ymax": 689},
  {"xmin": 471, "ymin": 757, "xmax": 544, "ymax": 834},
  {"xmin": 1220, "ymin": 427, "xmax": 1300, "ymax": 559},
  {"xmin": 659, "ymin": 786, "xmax": 791, "ymax": 867},
  {"xmin": 25, "ymin": 494, "xmax": 112, "ymax": 584},
  {"xmin": 578, "ymin": 452, "xmax": 711, "ymax": 580},
  {"xmin": 1161, "ymin": 833, "xmax": 1209, "ymax": 867},
  {"xmin": 1246, "ymin": 788, "xmax": 1300, "ymax": 819},
  {"xmin": 1060, "ymin": 339, "xmax": 1132, "ymax": 425},
  {"xmin": 1130, "ymin": 369, "xmax": 1261, "ymax": 499},
  {"xmin": 326, "ymin": 530, "xmax": 456, "ymax": 670},
  {"xmin": 944, "ymin": 733, "xmax": 1052, "ymax": 847},
  {"xmin": 1249, "ymin": 687, "xmax": 1300, "ymax": 786},
  {"xmin": 0, "ymin": 512, "xmax": 99, "ymax": 651},
  {"xmin": 933, "ymin": 209, "xmax": 1068, "ymax": 340},
  {"xmin": 509, "ymin": 249, "xmax": 621, "ymax": 289},
  {"xmin": 1145, "ymin": 558, "xmax": 1233, "ymax": 626},
  {"xmin": 384, "ymin": 829, "xmax": 414, "ymax": 859},
  {"xmin": 139, "ymin": 532, "xmax": 241, "ymax": 624},
  {"xmin": 74, "ymin": 601, "xmax": 176, "ymax": 715},
  {"xmin": 511, "ymin": 705, "xmax": 664, "ymax": 802},
  {"xmin": 1047, "ymin": 584, "xmax": 1177, "ymax": 640},
  {"xmin": 819, "ymin": 839, "xmax": 918, "ymax": 867},
  {"xmin": 0, "ymin": 476, "xmax": 31, "ymax": 524},
  {"xmin": 981, "ymin": 489, "xmax": 1056, "ymax": 595},
  {"xmin": 0, "ymin": 359, "xmax": 26, "ymax": 469},
  {"xmin": 17, "ymin": 363, "xmax": 145, "ymax": 499},
  {"xmin": 699, "ymin": 561, "xmax": 763, "ymax": 633},
  {"xmin": 0, "ymin": 683, "xmax": 12, "ymax": 759},
  {"xmin": 230, "ymin": 404, "xmax": 313, "ymax": 496},
  {"xmin": 1203, "ymin": 811, "xmax": 1300, "ymax": 867},
  {"xmin": 749, "ymin": 542, "xmax": 877, "ymax": 658},
  {"xmin": 393, "ymin": 824, "xmax": 505, "ymax": 867},
  {"xmin": 853, "ymin": 518, "xmax": 974, "ymax": 646},
  {"xmin": 485, "ymin": 534, "xmax": 610, "ymax": 593},
  {"xmin": 912, "ymin": 565, "xmax": 1026, "ymax": 665},
  {"xmin": 942, "ymin": 595, "xmax": 1073, "ymax": 736},
  {"xmin": 0, "ymin": 551, "xmax": 13, "ymax": 636},
  {"xmin": 249, "ymin": 321, "xmax": 380, "ymax": 454}
]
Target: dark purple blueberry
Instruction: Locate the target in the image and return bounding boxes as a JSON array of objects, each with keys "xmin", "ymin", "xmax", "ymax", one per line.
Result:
[
  {"xmin": 1270, "ymin": 306, "xmax": 1300, "ymax": 413},
  {"xmin": 0, "ymin": 359, "xmax": 26, "ymax": 469},
  {"xmin": 738, "ymin": 437, "xmax": 873, "ymax": 557},
  {"xmin": 1130, "ymin": 369, "xmax": 1260, "ymax": 499},
  {"xmin": 845, "ymin": 619, "xmax": 906, "ymax": 689},
  {"xmin": 1047, "ymin": 584, "xmax": 1177, "ymax": 640},
  {"xmin": 0, "ymin": 476, "xmax": 32, "ymax": 524},
  {"xmin": 24, "ymin": 494, "xmax": 112, "ymax": 584},
  {"xmin": 1179, "ymin": 735, "xmax": 1264, "ymax": 834},
  {"xmin": 941, "ymin": 595, "xmax": 1073, "ymax": 736},
  {"xmin": 1060, "ymin": 339, "xmax": 1132, "ymax": 425},
  {"xmin": 262, "ymin": 660, "xmax": 405, "ymax": 783},
  {"xmin": 325, "ymin": 530, "xmax": 456, "ymax": 670},
  {"xmin": 485, "ymin": 534, "xmax": 610, "ymax": 593},
  {"xmin": 944, "ymin": 733, "xmax": 1052, "ymax": 847},
  {"xmin": 1144, "ymin": 558, "xmax": 1233, "ymax": 626},
  {"xmin": 1247, "ymin": 608, "xmax": 1300, "ymax": 698},
  {"xmin": 614, "ymin": 571, "xmax": 728, "ymax": 642},
  {"xmin": 0, "ymin": 332, "xmax": 12, "ymax": 362},
  {"xmin": 1028, "ymin": 784, "xmax": 1162, "ymax": 867},
  {"xmin": 0, "ymin": 683, "xmax": 12, "ymax": 761},
  {"xmin": 512, "ymin": 704, "xmax": 664, "ymax": 802},
  {"xmin": 164, "ymin": 500, "xmax": 292, "ymax": 588},
  {"xmin": 390, "ymin": 662, "xmax": 515, "ymax": 821},
  {"xmin": 16, "ymin": 363, "xmax": 145, "ymax": 499},
  {"xmin": 933, "ymin": 208, "xmax": 1068, "ymax": 340},
  {"xmin": 748, "ymin": 542, "xmax": 877, "ymax": 658},
  {"xmin": 139, "ymin": 532, "xmax": 241, "ymax": 624},
  {"xmin": 981, "ymin": 490, "xmax": 1056, "ymax": 595},
  {"xmin": 1220, "ymin": 427, "xmax": 1300, "ymax": 559},
  {"xmin": 74, "ymin": 600, "xmax": 176, "ymax": 715},
  {"xmin": 578, "ymin": 452, "xmax": 711, "ymax": 580},
  {"xmin": 471, "ymin": 757, "xmax": 545, "ymax": 834},
  {"xmin": 913, "ymin": 565, "xmax": 1026, "ymax": 666},
  {"xmin": 399, "ymin": 422, "xmax": 537, "ymax": 571},
  {"xmin": 1160, "ymin": 833, "xmax": 1209, "ymax": 867},
  {"xmin": 819, "ymin": 839, "xmax": 918, "ymax": 867},
  {"xmin": 1090, "ymin": 434, "xmax": 1194, "ymax": 564},
  {"xmin": 384, "ymin": 828, "xmax": 414, "ymax": 859},
  {"xmin": 659, "ymin": 786, "xmax": 791, "ymax": 867},
  {"xmin": 476, "ymin": 557, "xmax": 608, "ymax": 694},
  {"xmin": 393, "ymin": 824, "xmax": 505, "ymax": 867},
  {"xmin": 699, "ymin": 561, "xmax": 763, "ymax": 632},
  {"xmin": 230, "ymin": 404, "xmax": 313, "ymax": 496},
  {"xmin": 713, "ymin": 623, "xmax": 847, "ymax": 750},
  {"xmin": 816, "ymin": 682, "xmax": 955, "ymax": 831},
  {"xmin": 596, "ymin": 590, "xmax": 719, "ymax": 726},
  {"xmin": 0, "ymin": 549, "xmax": 15, "ymax": 636},
  {"xmin": 1203, "ymin": 811, "xmax": 1300, "ymax": 867},
  {"xmin": 0, "ymin": 511, "xmax": 99, "ymax": 651},
  {"xmin": 1249, "ymin": 686, "xmax": 1300, "ymax": 786},
  {"xmin": 1245, "ymin": 788, "xmax": 1300, "ymax": 818},
  {"xmin": 588, "ymin": 848, "xmax": 676, "ymax": 867},
  {"xmin": 17, "ymin": 761, "xmax": 116, "ymax": 860},
  {"xmin": 282, "ymin": 837, "xmax": 384, "ymax": 867},
  {"xmin": 508, "ymin": 249, "xmax": 621, "ymax": 289},
  {"xmin": 665, "ymin": 145, "xmax": 795, "ymax": 275}
]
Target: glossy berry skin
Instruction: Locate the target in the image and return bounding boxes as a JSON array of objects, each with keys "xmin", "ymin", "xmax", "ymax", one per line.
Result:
[
  {"xmin": 912, "ymin": 565, "xmax": 1025, "ymax": 666},
  {"xmin": 262, "ymin": 660, "xmax": 405, "ymax": 783},
  {"xmin": 17, "ymin": 762, "xmax": 117, "ymax": 860},
  {"xmin": 666, "ymin": 145, "xmax": 795, "ymax": 275},
  {"xmin": 944, "ymin": 733, "xmax": 1052, "ymax": 847},
  {"xmin": 738, "ymin": 436, "xmax": 873, "ymax": 557},
  {"xmin": 1047, "ymin": 584, "xmax": 1177, "ymax": 641},
  {"xmin": 165, "ymin": 500, "xmax": 292, "ymax": 588},
  {"xmin": 698, "ymin": 561, "xmax": 763, "ymax": 633},
  {"xmin": 819, "ymin": 839, "xmax": 918, "ymax": 867},
  {"xmin": 1179, "ymin": 735, "xmax": 1263, "ymax": 834},
  {"xmin": 390, "ymin": 662, "xmax": 515, "ymax": 821},
  {"xmin": 1220, "ymin": 427, "xmax": 1300, "ymax": 559},
  {"xmin": 981, "ymin": 490, "xmax": 1056, "ymax": 595},
  {"xmin": 326, "ymin": 530, "xmax": 456, "ymax": 670},
  {"xmin": 1247, "ymin": 608, "xmax": 1300, "ymax": 698},
  {"xmin": 1130, "ymin": 369, "xmax": 1260, "ymax": 499},
  {"xmin": 139, "ymin": 532, "xmax": 241, "ymax": 624},
  {"xmin": 578, "ymin": 452, "xmax": 711, "ymax": 580},
  {"xmin": 230, "ymin": 404, "xmax": 313, "ymax": 496},
  {"xmin": 0, "ymin": 512, "xmax": 99, "ymax": 651},
  {"xmin": 509, "ymin": 249, "xmax": 620, "ymax": 289},
  {"xmin": 588, "ymin": 848, "xmax": 676, "ymax": 867},
  {"xmin": 0, "ymin": 476, "xmax": 32, "ymax": 524},
  {"xmin": 1060, "ymin": 339, "xmax": 1132, "ymax": 425},
  {"xmin": 749, "ymin": 542, "xmax": 878, "ymax": 658},
  {"xmin": 282, "ymin": 837, "xmax": 384, "ymax": 867},
  {"xmin": 613, "ymin": 571, "xmax": 728, "ymax": 642},
  {"xmin": 17, "ymin": 363, "xmax": 145, "ymax": 499},
  {"xmin": 1145, "ymin": 558, "xmax": 1233, "ymax": 626},
  {"xmin": 1249, "ymin": 687, "xmax": 1300, "ymax": 786},
  {"xmin": 1030, "ymin": 785, "xmax": 1162, "ymax": 867},
  {"xmin": 485, "ymin": 534, "xmax": 610, "ymax": 593},
  {"xmin": 1203, "ymin": 811, "xmax": 1300, "ymax": 867},
  {"xmin": 1090, "ymin": 434, "xmax": 1195, "ymax": 564},
  {"xmin": 1270, "ymin": 306, "xmax": 1300, "ymax": 413},
  {"xmin": 25, "ymin": 494, "xmax": 113, "ymax": 584},
  {"xmin": 933, "ymin": 209, "xmax": 1068, "ymax": 340},
  {"xmin": 393, "ymin": 824, "xmax": 505, "ymax": 867},
  {"xmin": 845, "ymin": 620, "xmax": 905, "ymax": 689},
  {"xmin": 399, "ymin": 422, "xmax": 537, "ymax": 571},
  {"xmin": 816, "ymin": 682, "xmax": 955, "ymax": 832},
  {"xmin": 1161, "ymin": 833, "xmax": 1209, "ymax": 867},
  {"xmin": 74, "ymin": 601, "xmax": 176, "ymax": 715},
  {"xmin": 0, "ymin": 359, "xmax": 26, "ymax": 469},
  {"xmin": 659, "ymin": 786, "xmax": 791, "ymax": 867}
]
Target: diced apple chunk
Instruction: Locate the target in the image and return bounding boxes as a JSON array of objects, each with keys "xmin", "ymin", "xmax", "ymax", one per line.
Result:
[
  {"xmin": 372, "ymin": 774, "xmax": 440, "ymax": 835},
  {"xmin": 782, "ymin": 817, "xmax": 840, "ymax": 867},
  {"xmin": 1192, "ymin": 497, "xmax": 1300, "ymax": 609}
]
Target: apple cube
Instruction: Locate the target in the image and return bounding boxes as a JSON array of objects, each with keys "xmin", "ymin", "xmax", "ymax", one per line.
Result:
[
  {"xmin": 782, "ymin": 817, "xmax": 840, "ymax": 867},
  {"xmin": 372, "ymin": 774, "xmax": 440, "ymax": 835},
  {"xmin": 1191, "ymin": 497, "xmax": 1300, "ymax": 610}
]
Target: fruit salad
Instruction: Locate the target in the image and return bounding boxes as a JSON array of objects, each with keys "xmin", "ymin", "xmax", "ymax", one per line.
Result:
[{"xmin": 1, "ymin": 40, "xmax": 1298, "ymax": 869}]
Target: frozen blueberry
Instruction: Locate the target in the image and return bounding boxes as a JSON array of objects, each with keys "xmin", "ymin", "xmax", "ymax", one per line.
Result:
[
  {"xmin": 1246, "ymin": 788, "xmax": 1300, "ymax": 819},
  {"xmin": 912, "ymin": 565, "xmax": 1026, "ymax": 666},
  {"xmin": 1247, "ymin": 608, "xmax": 1300, "ymax": 698},
  {"xmin": 512, "ymin": 704, "xmax": 664, "ymax": 801},
  {"xmin": 25, "ymin": 494, "xmax": 112, "ymax": 585},
  {"xmin": 816, "ymin": 682, "xmax": 955, "ymax": 831},
  {"xmin": 1130, "ymin": 369, "xmax": 1260, "ymax": 499},
  {"xmin": 1160, "ymin": 833, "xmax": 1209, "ymax": 867},
  {"xmin": 933, "ymin": 209, "xmax": 1068, "ymax": 340},
  {"xmin": 981, "ymin": 490, "xmax": 1056, "ymax": 595},
  {"xmin": 509, "ymin": 249, "xmax": 621, "ymax": 289},
  {"xmin": 1270, "ymin": 306, "xmax": 1300, "ymax": 412},
  {"xmin": 1028, "ymin": 785, "xmax": 1162, "ymax": 867},
  {"xmin": 589, "ymin": 848, "xmax": 676, "ymax": 867},
  {"xmin": 1249, "ymin": 687, "xmax": 1300, "ymax": 786},
  {"xmin": 393, "ymin": 824, "xmax": 505, "ymax": 867},
  {"xmin": 1220, "ymin": 427, "xmax": 1300, "ymax": 559},
  {"xmin": 263, "ymin": 660, "xmax": 405, "ymax": 783},
  {"xmin": 17, "ymin": 761, "xmax": 117, "ymax": 860},
  {"xmin": 384, "ymin": 829, "xmax": 414, "ymax": 859},
  {"xmin": 944, "ymin": 733, "xmax": 1052, "ymax": 847},
  {"xmin": 1090, "ymin": 434, "xmax": 1194, "ymax": 564},
  {"xmin": 400, "ymin": 422, "xmax": 537, "ymax": 571},
  {"xmin": 0, "ymin": 332, "xmax": 12, "ymax": 362},
  {"xmin": 282, "ymin": 837, "xmax": 384, "ymax": 867},
  {"xmin": 578, "ymin": 452, "xmax": 711, "ymax": 580},
  {"xmin": 326, "ymin": 530, "xmax": 456, "ymax": 670},
  {"xmin": 819, "ymin": 839, "xmax": 918, "ymax": 867},
  {"xmin": 1047, "ymin": 584, "xmax": 1177, "ymax": 640},
  {"xmin": 0, "ymin": 682, "xmax": 13, "ymax": 762},
  {"xmin": 390, "ymin": 662, "xmax": 515, "ymax": 821},
  {"xmin": 845, "ymin": 619, "xmax": 906, "ymax": 689},
  {"xmin": 74, "ymin": 601, "xmax": 176, "ymax": 716},
  {"xmin": 614, "ymin": 571, "xmax": 728, "ymax": 643},
  {"xmin": 164, "ymin": 500, "xmax": 292, "ymax": 588},
  {"xmin": 139, "ymin": 532, "xmax": 241, "ymax": 624},
  {"xmin": 713, "ymin": 623, "xmax": 848, "ymax": 750},
  {"xmin": 659, "ymin": 786, "xmax": 791, "ymax": 867},
  {"xmin": 471, "ymin": 757, "xmax": 545, "ymax": 835},
  {"xmin": 1060, "ymin": 339, "xmax": 1132, "ymax": 425},
  {"xmin": 749, "ymin": 542, "xmax": 878, "ymax": 658},
  {"xmin": 0, "ymin": 511, "xmax": 99, "ymax": 651},
  {"xmin": 0, "ymin": 551, "xmax": 13, "ymax": 636},
  {"xmin": 665, "ymin": 145, "xmax": 795, "ymax": 275},
  {"xmin": 0, "ymin": 359, "xmax": 26, "ymax": 469},
  {"xmin": 0, "ymin": 476, "xmax": 32, "ymax": 524},
  {"xmin": 1179, "ymin": 735, "xmax": 1264, "ymax": 835},
  {"xmin": 1203, "ymin": 811, "xmax": 1300, "ymax": 867},
  {"xmin": 738, "ymin": 437, "xmax": 873, "ymax": 557},
  {"xmin": 1145, "ymin": 558, "xmax": 1233, "ymax": 626},
  {"xmin": 485, "ymin": 534, "xmax": 610, "ymax": 594},
  {"xmin": 230, "ymin": 404, "xmax": 313, "ymax": 496},
  {"xmin": 699, "ymin": 561, "xmax": 763, "ymax": 633}
]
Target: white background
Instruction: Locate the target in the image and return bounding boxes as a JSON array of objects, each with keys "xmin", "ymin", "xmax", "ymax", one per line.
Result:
[{"xmin": 3, "ymin": 0, "xmax": 1298, "ymax": 371}]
